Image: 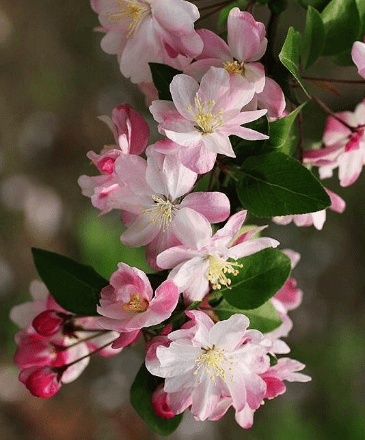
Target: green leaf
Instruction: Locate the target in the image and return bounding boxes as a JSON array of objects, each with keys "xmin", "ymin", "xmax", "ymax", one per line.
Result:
[
  {"xmin": 266, "ymin": 103, "xmax": 307, "ymax": 155},
  {"xmin": 302, "ymin": 6, "xmax": 326, "ymax": 68},
  {"xmin": 130, "ymin": 364, "xmax": 183, "ymax": 436},
  {"xmin": 321, "ymin": 0, "xmax": 360, "ymax": 56},
  {"xmin": 237, "ymin": 152, "xmax": 331, "ymax": 217},
  {"xmin": 220, "ymin": 248, "xmax": 291, "ymax": 310},
  {"xmin": 149, "ymin": 63, "xmax": 182, "ymax": 101},
  {"xmin": 214, "ymin": 299, "xmax": 282, "ymax": 333},
  {"xmin": 31, "ymin": 248, "xmax": 108, "ymax": 315},
  {"xmin": 231, "ymin": 115, "xmax": 269, "ymax": 163},
  {"xmin": 279, "ymin": 27, "xmax": 309, "ymax": 97}
]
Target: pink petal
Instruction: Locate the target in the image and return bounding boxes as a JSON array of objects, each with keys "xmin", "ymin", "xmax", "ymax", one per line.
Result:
[
  {"xmin": 170, "ymin": 74, "xmax": 199, "ymax": 120},
  {"xmin": 172, "ymin": 207, "xmax": 212, "ymax": 249},
  {"xmin": 180, "ymin": 192, "xmax": 230, "ymax": 223},
  {"xmin": 352, "ymin": 41, "xmax": 365, "ymax": 79},
  {"xmin": 228, "ymin": 9, "xmax": 267, "ymax": 62},
  {"xmin": 195, "ymin": 28, "xmax": 231, "ymax": 61}
]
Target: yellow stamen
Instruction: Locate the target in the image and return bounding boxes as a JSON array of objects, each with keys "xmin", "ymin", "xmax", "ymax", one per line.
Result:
[
  {"xmin": 142, "ymin": 194, "xmax": 177, "ymax": 231},
  {"xmin": 109, "ymin": 0, "xmax": 151, "ymax": 38},
  {"xmin": 206, "ymin": 255, "xmax": 242, "ymax": 290},
  {"xmin": 122, "ymin": 293, "xmax": 149, "ymax": 312},
  {"xmin": 194, "ymin": 345, "xmax": 226, "ymax": 384},
  {"xmin": 223, "ymin": 60, "xmax": 244, "ymax": 75},
  {"xmin": 192, "ymin": 95, "xmax": 224, "ymax": 135}
]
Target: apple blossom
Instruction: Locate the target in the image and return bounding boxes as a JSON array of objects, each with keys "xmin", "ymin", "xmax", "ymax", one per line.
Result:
[
  {"xmin": 97, "ymin": 263, "xmax": 179, "ymax": 335},
  {"xmin": 157, "ymin": 210, "xmax": 279, "ymax": 302},
  {"xmin": 146, "ymin": 311, "xmax": 271, "ymax": 421},
  {"xmin": 150, "ymin": 67, "xmax": 268, "ymax": 173},
  {"xmin": 90, "ymin": 0, "xmax": 203, "ymax": 83},
  {"xmin": 184, "ymin": 9, "xmax": 285, "ymax": 118},
  {"xmin": 112, "ymin": 147, "xmax": 230, "ymax": 268}
]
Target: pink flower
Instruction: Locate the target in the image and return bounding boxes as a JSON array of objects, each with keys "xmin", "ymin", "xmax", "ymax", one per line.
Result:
[
  {"xmin": 112, "ymin": 147, "xmax": 230, "ymax": 269},
  {"xmin": 272, "ymin": 188, "xmax": 346, "ymax": 230},
  {"xmin": 351, "ymin": 41, "xmax": 365, "ymax": 79},
  {"xmin": 91, "ymin": 0, "xmax": 203, "ymax": 83},
  {"xmin": 150, "ymin": 67, "xmax": 268, "ymax": 173},
  {"xmin": 97, "ymin": 263, "xmax": 179, "ymax": 334},
  {"xmin": 78, "ymin": 104, "xmax": 150, "ymax": 213},
  {"xmin": 303, "ymin": 100, "xmax": 365, "ymax": 186},
  {"xmin": 184, "ymin": 9, "xmax": 285, "ymax": 118},
  {"xmin": 157, "ymin": 210, "xmax": 279, "ymax": 302},
  {"xmin": 146, "ymin": 311, "xmax": 271, "ymax": 421}
]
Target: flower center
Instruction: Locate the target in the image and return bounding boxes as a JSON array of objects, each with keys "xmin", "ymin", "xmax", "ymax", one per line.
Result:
[
  {"xmin": 109, "ymin": 0, "xmax": 151, "ymax": 38},
  {"xmin": 194, "ymin": 345, "xmax": 226, "ymax": 384},
  {"xmin": 191, "ymin": 95, "xmax": 224, "ymax": 135},
  {"xmin": 143, "ymin": 195, "xmax": 177, "ymax": 231},
  {"xmin": 223, "ymin": 60, "xmax": 244, "ymax": 75},
  {"xmin": 206, "ymin": 255, "xmax": 242, "ymax": 290},
  {"xmin": 122, "ymin": 293, "xmax": 149, "ymax": 312}
]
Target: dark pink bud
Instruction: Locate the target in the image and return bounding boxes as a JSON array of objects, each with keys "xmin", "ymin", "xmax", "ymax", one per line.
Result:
[
  {"xmin": 19, "ymin": 367, "xmax": 62, "ymax": 398},
  {"xmin": 151, "ymin": 384, "xmax": 175, "ymax": 419},
  {"xmin": 32, "ymin": 310, "xmax": 64, "ymax": 337}
]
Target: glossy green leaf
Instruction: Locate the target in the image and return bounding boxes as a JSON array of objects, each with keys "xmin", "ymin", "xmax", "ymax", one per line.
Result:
[
  {"xmin": 149, "ymin": 63, "xmax": 182, "ymax": 101},
  {"xmin": 302, "ymin": 6, "xmax": 326, "ymax": 68},
  {"xmin": 266, "ymin": 103, "xmax": 307, "ymax": 155},
  {"xmin": 220, "ymin": 248, "xmax": 291, "ymax": 310},
  {"xmin": 237, "ymin": 152, "xmax": 331, "ymax": 217},
  {"xmin": 231, "ymin": 115, "xmax": 269, "ymax": 163},
  {"xmin": 321, "ymin": 0, "xmax": 360, "ymax": 56},
  {"xmin": 214, "ymin": 299, "xmax": 282, "ymax": 333},
  {"xmin": 279, "ymin": 27, "xmax": 309, "ymax": 96},
  {"xmin": 130, "ymin": 364, "xmax": 183, "ymax": 436},
  {"xmin": 31, "ymin": 248, "xmax": 107, "ymax": 315}
]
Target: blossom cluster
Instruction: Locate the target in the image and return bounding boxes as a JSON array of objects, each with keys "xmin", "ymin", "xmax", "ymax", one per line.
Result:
[{"xmin": 11, "ymin": 0, "xmax": 365, "ymax": 435}]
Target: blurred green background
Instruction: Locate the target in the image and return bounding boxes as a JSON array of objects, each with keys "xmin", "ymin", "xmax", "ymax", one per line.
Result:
[{"xmin": 0, "ymin": 1, "xmax": 364, "ymax": 439}]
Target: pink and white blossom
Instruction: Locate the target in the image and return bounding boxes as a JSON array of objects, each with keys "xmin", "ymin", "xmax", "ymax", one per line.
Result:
[
  {"xmin": 184, "ymin": 9, "xmax": 285, "ymax": 118},
  {"xmin": 303, "ymin": 100, "xmax": 365, "ymax": 187},
  {"xmin": 91, "ymin": 0, "xmax": 203, "ymax": 83},
  {"xmin": 150, "ymin": 67, "xmax": 268, "ymax": 173},
  {"xmin": 112, "ymin": 147, "xmax": 230, "ymax": 268},
  {"xmin": 146, "ymin": 311, "xmax": 271, "ymax": 421},
  {"xmin": 157, "ymin": 210, "xmax": 279, "ymax": 302},
  {"xmin": 78, "ymin": 104, "xmax": 150, "ymax": 213},
  {"xmin": 97, "ymin": 263, "xmax": 179, "ymax": 336},
  {"xmin": 272, "ymin": 188, "xmax": 346, "ymax": 230}
]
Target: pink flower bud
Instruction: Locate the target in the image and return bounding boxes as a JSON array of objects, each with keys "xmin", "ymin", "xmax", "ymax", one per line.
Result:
[
  {"xmin": 32, "ymin": 310, "xmax": 65, "ymax": 337},
  {"xmin": 19, "ymin": 367, "xmax": 62, "ymax": 398},
  {"xmin": 151, "ymin": 384, "xmax": 175, "ymax": 419}
]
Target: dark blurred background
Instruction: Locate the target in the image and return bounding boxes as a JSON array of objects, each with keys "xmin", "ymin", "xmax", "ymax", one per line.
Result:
[{"xmin": 0, "ymin": 1, "xmax": 364, "ymax": 439}]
